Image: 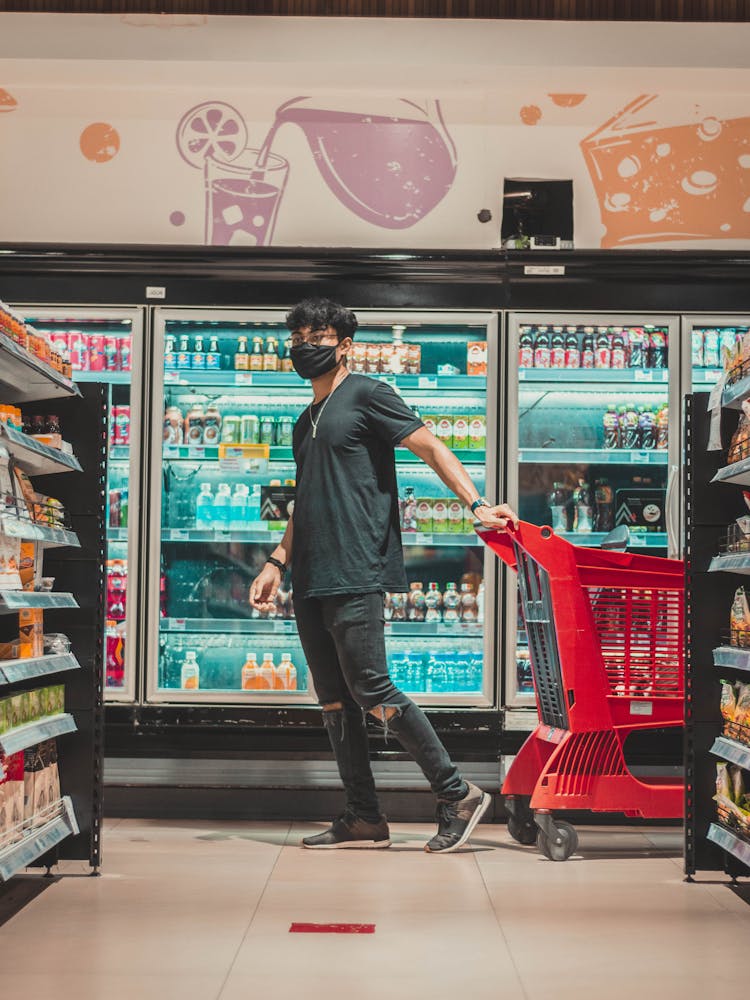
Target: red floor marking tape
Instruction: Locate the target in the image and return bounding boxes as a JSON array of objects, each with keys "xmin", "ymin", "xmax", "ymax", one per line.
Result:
[{"xmin": 290, "ymin": 923, "xmax": 375, "ymax": 934}]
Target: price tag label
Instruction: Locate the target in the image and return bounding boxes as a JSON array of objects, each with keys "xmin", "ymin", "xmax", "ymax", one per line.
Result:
[
  {"xmin": 629, "ymin": 535, "xmax": 646, "ymax": 546},
  {"xmin": 163, "ymin": 446, "xmax": 180, "ymax": 459},
  {"xmin": 170, "ymin": 529, "xmax": 189, "ymax": 541},
  {"xmin": 634, "ymin": 451, "xmax": 649, "ymax": 464},
  {"xmin": 415, "ymin": 533, "xmax": 432, "ymax": 546},
  {"xmin": 171, "ymin": 619, "xmax": 186, "ymax": 631},
  {"xmin": 164, "ymin": 371, "xmax": 180, "ymax": 384},
  {"xmin": 235, "ymin": 372, "xmax": 253, "ymax": 386},
  {"xmin": 418, "ymin": 377, "xmax": 438, "ymax": 390},
  {"xmin": 519, "ymin": 370, "xmax": 526, "ymax": 380},
  {"xmin": 631, "ymin": 700, "xmax": 653, "ymax": 716},
  {"xmin": 188, "ymin": 445, "xmax": 206, "ymax": 460},
  {"xmin": 635, "ymin": 370, "xmax": 654, "ymax": 382},
  {"xmin": 219, "ymin": 458, "xmax": 240, "ymax": 472},
  {"xmin": 277, "ymin": 620, "xmax": 295, "ymax": 633}
]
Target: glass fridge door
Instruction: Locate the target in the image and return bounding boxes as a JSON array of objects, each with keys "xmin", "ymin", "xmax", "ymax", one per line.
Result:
[
  {"xmin": 505, "ymin": 312, "xmax": 680, "ymax": 707},
  {"xmin": 683, "ymin": 315, "xmax": 749, "ymax": 392},
  {"xmin": 147, "ymin": 309, "xmax": 498, "ymax": 707},
  {"xmin": 14, "ymin": 306, "xmax": 144, "ymax": 703}
]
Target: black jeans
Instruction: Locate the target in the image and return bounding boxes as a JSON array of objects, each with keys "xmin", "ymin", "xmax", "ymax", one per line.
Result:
[{"xmin": 294, "ymin": 591, "xmax": 468, "ymax": 822}]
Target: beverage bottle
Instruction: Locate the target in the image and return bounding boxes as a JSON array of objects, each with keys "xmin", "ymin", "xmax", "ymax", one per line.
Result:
[
  {"xmin": 573, "ymin": 480, "xmax": 593, "ymax": 533},
  {"xmin": 281, "ymin": 339, "xmax": 294, "ymax": 373},
  {"xmin": 603, "ymin": 404, "xmax": 619, "ymax": 449},
  {"xmin": 259, "ymin": 415, "xmax": 276, "ymax": 446},
  {"xmin": 192, "ymin": 335, "xmax": 206, "ymax": 369},
  {"xmin": 595, "ymin": 327, "xmax": 612, "ymax": 368},
  {"xmin": 594, "ymin": 479, "xmax": 614, "ymax": 532},
  {"xmin": 548, "ymin": 481, "xmax": 569, "ymax": 532},
  {"xmin": 616, "ymin": 406, "xmax": 629, "ymax": 448},
  {"xmin": 195, "ymin": 483, "xmax": 213, "ymax": 530},
  {"xmin": 550, "ymin": 327, "xmax": 566, "ymax": 369},
  {"xmin": 259, "ymin": 653, "xmax": 276, "ymax": 690},
  {"xmin": 390, "ymin": 591, "xmax": 407, "ymax": 622},
  {"xmin": 213, "ymin": 482, "xmax": 232, "ymax": 528},
  {"xmin": 581, "ymin": 328, "xmax": 595, "ymax": 369},
  {"xmin": 184, "ymin": 403, "xmax": 205, "ymax": 445},
  {"xmin": 120, "ymin": 487, "xmax": 129, "ymax": 529},
  {"xmin": 477, "ymin": 581, "xmax": 485, "ymax": 625},
  {"xmin": 533, "ymin": 326, "xmax": 551, "ymax": 368},
  {"xmin": 647, "ymin": 330, "xmax": 668, "ymax": 369},
  {"xmin": 177, "ymin": 335, "xmax": 191, "ymax": 369},
  {"xmin": 628, "ymin": 327, "xmax": 645, "ymax": 368},
  {"xmin": 103, "ymin": 336, "xmax": 119, "ymax": 371},
  {"xmin": 564, "ymin": 327, "xmax": 580, "ymax": 368},
  {"xmin": 180, "ymin": 650, "xmax": 200, "ymax": 690},
  {"xmin": 519, "ymin": 327, "xmax": 535, "ymax": 368},
  {"xmin": 656, "ymin": 404, "xmax": 669, "ymax": 449},
  {"xmin": 164, "ymin": 334, "xmax": 177, "ymax": 369},
  {"xmin": 234, "ymin": 336, "xmax": 250, "ymax": 371},
  {"xmin": 407, "ymin": 581, "xmax": 426, "ymax": 622},
  {"xmin": 425, "ymin": 582, "xmax": 442, "ymax": 622},
  {"xmin": 639, "ymin": 406, "xmax": 657, "ymax": 449},
  {"xmin": 426, "ymin": 653, "xmax": 448, "ymax": 694},
  {"xmin": 206, "ymin": 336, "xmax": 222, "ymax": 370},
  {"xmin": 442, "ymin": 582, "xmax": 460, "ymax": 623},
  {"xmin": 611, "ymin": 328, "xmax": 627, "ymax": 369},
  {"xmin": 276, "ymin": 652, "xmax": 297, "ymax": 690},
  {"xmin": 241, "ymin": 652, "xmax": 260, "ymax": 690},
  {"xmin": 203, "ymin": 404, "xmax": 222, "ymax": 446},
  {"xmin": 249, "ymin": 337, "xmax": 264, "ymax": 372},
  {"xmin": 402, "ymin": 486, "xmax": 417, "ymax": 532},
  {"xmin": 277, "ymin": 415, "xmax": 294, "ymax": 447},
  {"xmin": 230, "ymin": 483, "xmax": 250, "ymax": 530},
  {"xmin": 248, "ymin": 484, "xmax": 261, "ymax": 522},
  {"xmin": 264, "ymin": 337, "xmax": 280, "ymax": 372},
  {"xmin": 460, "ymin": 583, "xmax": 478, "ymax": 622},
  {"xmin": 623, "ymin": 403, "xmax": 640, "ymax": 449}
]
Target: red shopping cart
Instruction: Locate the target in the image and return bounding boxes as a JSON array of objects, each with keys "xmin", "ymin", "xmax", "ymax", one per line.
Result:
[{"xmin": 481, "ymin": 521, "xmax": 684, "ymax": 861}]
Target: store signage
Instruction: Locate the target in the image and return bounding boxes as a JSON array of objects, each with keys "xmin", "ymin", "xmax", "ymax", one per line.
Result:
[
  {"xmin": 146, "ymin": 286, "xmax": 167, "ymax": 299},
  {"xmin": 523, "ymin": 266, "xmax": 565, "ymax": 276}
]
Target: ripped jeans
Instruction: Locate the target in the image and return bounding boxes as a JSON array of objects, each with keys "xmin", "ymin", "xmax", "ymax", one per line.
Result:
[{"xmin": 294, "ymin": 592, "xmax": 468, "ymax": 823}]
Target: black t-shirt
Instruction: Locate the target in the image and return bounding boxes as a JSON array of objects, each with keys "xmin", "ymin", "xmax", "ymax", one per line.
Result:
[{"xmin": 292, "ymin": 373, "xmax": 424, "ymax": 599}]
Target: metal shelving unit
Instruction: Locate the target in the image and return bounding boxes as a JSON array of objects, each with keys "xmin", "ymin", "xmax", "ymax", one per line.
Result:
[
  {"xmin": 0, "ymin": 797, "xmax": 79, "ymax": 883},
  {"xmin": 0, "ymin": 591, "xmax": 78, "ymax": 613},
  {"xmin": 0, "ymin": 652, "xmax": 81, "ymax": 685},
  {"xmin": 518, "ymin": 447, "xmax": 669, "ymax": 465},
  {"xmin": 0, "ymin": 336, "xmax": 79, "ymax": 405},
  {"xmin": 0, "ymin": 423, "xmax": 82, "ymax": 476},
  {"xmin": 0, "ymin": 714, "xmax": 77, "ymax": 764}
]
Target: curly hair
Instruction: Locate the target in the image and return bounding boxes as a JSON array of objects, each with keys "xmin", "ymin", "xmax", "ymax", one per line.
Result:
[{"xmin": 285, "ymin": 298, "xmax": 358, "ymax": 341}]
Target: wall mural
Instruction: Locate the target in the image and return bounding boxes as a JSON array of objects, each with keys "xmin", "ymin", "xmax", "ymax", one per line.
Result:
[
  {"xmin": 174, "ymin": 98, "xmax": 459, "ymax": 245},
  {"xmin": 0, "ymin": 89, "xmax": 17, "ymax": 113},
  {"xmin": 581, "ymin": 94, "xmax": 750, "ymax": 247}
]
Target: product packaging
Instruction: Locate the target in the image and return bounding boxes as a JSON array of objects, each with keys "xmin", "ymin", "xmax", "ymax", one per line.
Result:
[{"xmin": 19, "ymin": 608, "xmax": 44, "ymax": 658}]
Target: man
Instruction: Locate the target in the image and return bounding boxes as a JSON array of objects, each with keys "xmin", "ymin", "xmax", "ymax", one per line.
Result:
[{"xmin": 249, "ymin": 298, "xmax": 517, "ymax": 854}]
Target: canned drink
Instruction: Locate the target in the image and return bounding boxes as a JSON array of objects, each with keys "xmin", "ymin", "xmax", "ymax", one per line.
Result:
[
  {"xmin": 119, "ymin": 335, "xmax": 132, "ymax": 372},
  {"xmin": 103, "ymin": 335, "xmax": 120, "ymax": 371},
  {"xmin": 365, "ymin": 344, "xmax": 381, "ymax": 374},
  {"xmin": 351, "ymin": 343, "xmax": 367, "ymax": 374},
  {"xmin": 468, "ymin": 415, "xmax": 486, "ymax": 450},
  {"xmin": 69, "ymin": 330, "xmax": 89, "ymax": 371},
  {"xmin": 240, "ymin": 414, "xmax": 260, "ymax": 445},
  {"xmin": 432, "ymin": 499, "xmax": 448, "ymax": 532},
  {"xmin": 452, "ymin": 415, "xmax": 469, "ymax": 449},
  {"xmin": 447, "ymin": 500, "xmax": 465, "ymax": 533},
  {"xmin": 435, "ymin": 415, "xmax": 453, "ymax": 447},
  {"xmin": 277, "ymin": 415, "xmax": 294, "ymax": 447},
  {"xmin": 260, "ymin": 415, "xmax": 276, "ymax": 445},
  {"xmin": 114, "ymin": 406, "xmax": 130, "ymax": 446},
  {"xmin": 220, "ymin": 415, "xmax": 241, "ymax": 445},
  {"xmin": 422, "ymin": 414, "xmax": 437, "ymax": 436},
  {"xmin": 88, "ymin": 334, "xmax": 106, "ymax": 372}
]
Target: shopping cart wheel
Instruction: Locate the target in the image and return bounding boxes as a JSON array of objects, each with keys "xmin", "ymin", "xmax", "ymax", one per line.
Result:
[
  {"xmin": 536, "ymin": 821, "xmax": 579, "ymax": 862},
  {"xmin": 507, "ymin": 814, "xmax": 538, "ymax": 846}
]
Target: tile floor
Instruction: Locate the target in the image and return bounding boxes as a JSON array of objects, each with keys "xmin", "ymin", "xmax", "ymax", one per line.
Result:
[{"xmin": 1, "ymin": 817, "xmax": 749, "ymax": 999}]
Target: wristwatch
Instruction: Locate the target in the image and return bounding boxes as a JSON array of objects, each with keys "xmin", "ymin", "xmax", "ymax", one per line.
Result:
[{"xmin": 470, "ymin": 496, "xmax": 491, "ymax": 514}]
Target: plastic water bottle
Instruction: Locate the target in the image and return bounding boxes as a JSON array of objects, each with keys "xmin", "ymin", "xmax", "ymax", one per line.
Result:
[
  {"xmin": 259, "ymin": 652, "xmax": 276, "ymax": 689},
  {"xmin": 230, "ymin": 484, "xmax": 249, "ymax": 531},
  {"xmin": 213, "ymin": 483, "xmax": 232, "ymax": 529},
  {"xmin": 470, "ymin": 652, "xmax": 484, "ymax": 691},
  {"xmin": 426, "ymin": 652, "xmax": 448, "ymax": 693},
  {"xmin": 195, "ymin": 483, "xmax": 213, "ymax": 530},
  {"xmin": 180, "ymin": 650, "xmax": 200, "ymax": 690},
  {"xmin": 247, "ymin": 484, "xmax": 261, "ymax": 524}
]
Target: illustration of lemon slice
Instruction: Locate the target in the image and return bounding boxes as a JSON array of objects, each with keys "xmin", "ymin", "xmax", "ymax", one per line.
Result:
[
  {"xmin": 0, "ymin": 88, "xmax": 18, "ymax": 113},
  {"xmin": 176, "ymin": 101, "xmax": 248, "ymax": 168}
]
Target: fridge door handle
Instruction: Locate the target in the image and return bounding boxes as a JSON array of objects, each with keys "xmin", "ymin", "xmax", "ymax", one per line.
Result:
[{"xmin": 666, "ymin": 463, "xmax": 680, "ymax": 559}]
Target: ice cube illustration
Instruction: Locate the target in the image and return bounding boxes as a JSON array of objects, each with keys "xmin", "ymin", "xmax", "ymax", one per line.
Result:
[
  {"xmin": 228, "ymin": 229, "xmax": 258, "ymax": 246},
  {"xmin": 221, "ymin": 204, "xmax": 244, "ymax": 226}
]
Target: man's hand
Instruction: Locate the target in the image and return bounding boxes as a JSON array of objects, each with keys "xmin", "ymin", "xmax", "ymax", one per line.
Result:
[
  {"xmin": 474, "ymin": 503, "xmax": 519, "ymax": 531},
  {"xmin": 249, "ymin": 563, "xmax": 282, "ymax": 613}
]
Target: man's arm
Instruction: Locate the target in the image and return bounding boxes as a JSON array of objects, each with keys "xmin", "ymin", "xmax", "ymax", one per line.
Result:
[
  {"xmin": 271, "ymin": 512, "xmax": 294, "ymax": 568},
  {"xmin": 249, "ymin": 512, "xmax": 293, "ymax": 611},
  {"xmin": 400, "ymin": 427, "xmax": 518, "ymax": 530}
]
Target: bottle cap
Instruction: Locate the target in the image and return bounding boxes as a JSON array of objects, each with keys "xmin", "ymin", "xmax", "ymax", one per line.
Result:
[
  {"xmin": 263, "ymin": 652, "xmax": 273, "ymax": 660},
  {"xmin": 281, "ymin": 653, "xmax": 291, "ymax": 661},
  {"xmin": 411, "ymin": 582, "xmax": 423, "ymax": 589}
]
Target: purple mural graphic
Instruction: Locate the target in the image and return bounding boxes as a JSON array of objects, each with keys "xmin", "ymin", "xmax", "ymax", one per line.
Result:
[{"xmin": 175, "ymin": 98, "xmax": 457, "ymax": 246}]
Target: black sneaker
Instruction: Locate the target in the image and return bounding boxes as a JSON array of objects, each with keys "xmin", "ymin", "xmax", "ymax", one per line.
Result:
[
  {"xmin": 424, "ymin": 783, "xmax": 491, "ymax": 854},
  {"xmin": 302, "ymin": 811, "xmax": 391, "ymax": 850}
]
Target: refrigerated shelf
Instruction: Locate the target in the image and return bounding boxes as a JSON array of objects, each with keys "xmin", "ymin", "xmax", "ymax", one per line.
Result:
[
  {"xmin": 0, "ymin": 652, "xmax": 81, "ymax": 686},
  {"xmin": 107, "ymin": 527, "xmax": 129, "ymax": 542},
  {"xmin": 693, "ymin": 369, "xmax": 723, "ymax": 385},
  {"xmin": 708, "ymin": 553, "xmax": 750, "ymax": 575},
  {"xmin": 0, "ymin": 337, "xmax": 80, "ymax": 404},
  {"xmin": 518, "ymin": 369, "xmax": 670, "ymax": 384},
  {"xmin": 0, "ymin": 425, "xmax": 82, "ymax": 476},
  {"xmin": 709, "ymin": 735, "xmax": 750, "ymax": 770},
  {"xmin": 0, "ymin": 713, "xmax": 77, "ymax": 759},
  {"xmin": 713, "ymin": 646, "xmax": 750, "ymax": 675},
  {"xmin": 707, "ymin": 823, "xmax": 750, "ymax": 869},
  {"xmin": 0, "ymin": 797, "xmax": 79, "ymax": 883},
  {"xmin": 108, "ymin": 446, "xmax": 130, "ymax": 463},
  {"xmin": 557, "ymin": 531, "xmax": 668, "ymax": 548},
  {"xmin": 162, "ymin": 617, "xmax": 483, "ymax": 636},
  {"xmin": 164, "ymin": 371, "xmax": 487, "ymax": 392},
  {"xmin": 0, "ymin": 514, "xmax": 79, "ymax": 549},
  {"xmin": 518, "ymin": 448, "xmax": 668, "ymax": 465},
  {"xmin": 0, "ymin": 591, "xmax": 78, "ymax": 613},
  {"xmin": 712, "ymin": 457, "xmax": 750, "ymax": 487},
  {"xmin": 160, "ymin": 526, "xmax": 482, "ymax": 547},
  {"xmin": 74, "ymin": 371, "xmax": 131, "ymax": 385},
  {"xmin": 163, "ymin": 445, "xmax": 486, "ymax": 465}
]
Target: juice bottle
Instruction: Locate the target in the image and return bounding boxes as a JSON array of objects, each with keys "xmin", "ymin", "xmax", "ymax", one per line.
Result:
[
  {"xmin": 192, "ymin": 335, "xmax": 206, "ymax": 369},
  {"xmin": 203, "ymin": 404, "xmax": 222, "ymax": 446},
  {"xmin": 389, "ymin": 592, "xmax": 407, "ymax": 622},
  {"xmin": 184, "ymin": 403, "xmax": 205, "ymax": 445},
  {"xmin": 573, "ymin": 480, "xmax": 593, "ymax": 533},
  {"xmin": 407, "ymin": 582, "xmax": 426, "ymax": 622},
  {"xmin": 581, "ymin": 328, "xmax": 595, "ymax": 369},
  {"xmin": 280, "ymin": 339, "xmax": 294, "ymax": 373},
  {"xmin": 594, "ymin": 479, "xmax": 614, "ymax": 532},
  {"xmin": 564, "ymin": 327, "xmax": 580, "ymax": 368},
  {"xmin": 611, "ymin": 328, "xmax": 627, "ymax": 369},
  {"xmin": 176, "ymin": 335, "xmax": 191, "ymax": 369},
  {"xmin": 249, "ymin": 337, "xmax": 264, "ymax": 372},
  {"xmin": 264, "ymin": 337, "xmax": 280, "ymax": 372},
  {"xmin": 639, "ymin": 406, "xmax": 657, "ymax": 449},
  {"xmin": 550, "ymin": 327, "xmax": 565, "ymax": 369},
  {"xmin": 459, "ymin": 583, "xmax": 478, "ymax": 622},
  {"xmin": 533, "ymin": 326, "xmax": 551, "ymax": 368},
  {"xmin": 402, "ymin": 487, "xmax": 417, "ymax": 532},
  {"xmin": 656, "ymin": 404, "xmax": 669, "ymax": 450},
  {"xmin": 595, "ymin": 327, "xmax": 612, "ymax": 368},
  {"xmin": 206, "ymin": 336, "xmax": 222, "ymax": 370},
  {"xmin": 276, "ymin": 652, "xmax": 297, "ymax": 690},
  {"xmin": 547, "ymin": 482, "xmax": 569, "ymax": 533},
  {"xmin": 180, "ymin": 651, "xmax": 200, "ymax": 690},
  {"xmin": 622, "ymin": 403, "xmax": 640, "ymax": 449},
  {"xmin": 195, "ymin": 483, "xmax": 214, "ymax": 530},
  {"xmin": 603, "ymin": 404, "xmax": 619, "ymax": 449},
  {"xmin": 628, "ymin": 327, "xmax": 646, "ymax": 368},
  {"xmin": 259, "ymin": 653, "xmax": 276, "ymax": 689},
  {"xmin": 519, "ymin": 326, "xmax": 534, "ymax": 368},
  {"xmin": 164, "ymin": 335, "xmax": 177, "ymax": 369},
  {"xmin": 425, "ymin": 582, "xmax": 442, "ymax": 623},
  {"xmin": 234, "ymin": 336, "xmax": 250, "ymax": 371},
  {"xmin": 443, "ymin": 582, "xmax": 460, "ymax": 623},
  {"xmin": 241, "ymin": 652, "xmax": 260, "ymax": 690}
]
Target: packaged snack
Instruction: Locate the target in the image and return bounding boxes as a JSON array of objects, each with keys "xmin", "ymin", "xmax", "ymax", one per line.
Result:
[
  {"xmin": 721, "ymin": 680, "xmax": 738, "ymax": 722},
  {"xmin": 735, "ymin": 682, "xmax": 750, "ymax": 727},
  {"xmin": 19, "ymin": 608, "xmax": 44, "ymax": 658},
  {"xmin": 717, "ymin": 762, "xmax": 733, "ymax": 800},
  {"xmin": 12, "ymin": 466, "xmax": 36, "ymax": 520},
  {"xmin": 0, "ymin": 534, "xmax": 21, "ymax": 590},
  {"xmin": 19, "ymin": 542, "xmax": 34, "ymax": 591},
  {"xmin": 730, "ymin": 588, "xmax": 750, "ymax": 645},
  {"xmin": 731, "ymin": 765, "xmax": 746, "ymax": 804}
]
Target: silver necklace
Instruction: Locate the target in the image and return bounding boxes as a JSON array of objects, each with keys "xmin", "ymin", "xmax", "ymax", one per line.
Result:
[{"xmin": 309, "ymin": 372, "xmax": 348, "ymax": 439}]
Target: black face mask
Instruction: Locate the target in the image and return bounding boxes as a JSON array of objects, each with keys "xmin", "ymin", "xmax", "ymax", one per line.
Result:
[{"xmin": 290, "ymin": 341, "xmax": 341, "ymax": 380}]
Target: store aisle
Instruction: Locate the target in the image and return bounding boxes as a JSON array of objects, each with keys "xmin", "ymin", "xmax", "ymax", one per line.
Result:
[{"xmin": 0, "ymin": 818, "xmax": 747, "ymax": 999}]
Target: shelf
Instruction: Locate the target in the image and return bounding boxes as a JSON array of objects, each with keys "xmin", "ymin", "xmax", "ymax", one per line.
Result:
[
  {"xmin": 519, "ymin": 368, "xmax": 669, "ymax": 385},
  {"xmin": 518, "ymin": 448, "xmax": 668, "ymax": 465},
  {"xmin": 161, "ymin": 526, "xmax": 482, "ymax": 547},
  {"xmin": 707, "ymin": 823, "xmax": 750, "ymax": 870},
  {"xmin": 723, "ymin": 374, "xmax": 750, "ymax": 410},
  {"xmin": 161, "ymin": 617, "xmax": 484, "ymax": 637},
  {"xmin": 712, "ymin": 456, "xmax": 750, "ymax": 487},
  {"xmin": 108, "ymin": 445, "xmax": 131, "ymax": 463},
  {"xmin": 164, "ymin": 370, "xmax": 487, "ymax": 392},
  {"xmin": 0, "ymin": 652, "xmax": 81, "ymax": 686},
  {"xmin": 107, "ymin": 527, "xmax": 129, "ymax": 542},
  {"xmin": 0, "ymin": 337, "xmax": 80, "ymax": 404},
  {"xmin": 0, "ymin": 592, "xmax": 78, "ymax": 613},
  {"xmin": 0, "ymin": 797, "xmax": 79, "ymax": 882},
  {"xmin": 162, "ymin": 445, "xmax": 486, "ymax": 465},
  {"xmin": 384, "ymin": 621, "xmax": 484, "ymax": 637},
  {"xmin": 708, "ymin": 553, "xmax": 750, "ymax": 576},
  {"xmin": 709, "ymin": 735, "xmax": 750, "ymax": 770},
  {"xmin": 0, "ymin": 713, "xmax": 77, "ymax": 758},
  {"xmin": 73, "ymin": 371, "xmax": 131, "ymax": 385},
  {"xmin": 713, "ymin": 646, "xmax": 750, "ymax": 675},
  {"xmin": 557, "ymin": 530, "xmax": 668, "ymax": 548},
  {"xmin": 0, "ymin": 514, "xmax": 79, "ymax": 549},
  {"xmin": 0, "ymin": 425, "xmax": 81, "ymax": 476},
  {"xmin": 693, "ymin": 369, "xmax": 723, "ymax": 385}
]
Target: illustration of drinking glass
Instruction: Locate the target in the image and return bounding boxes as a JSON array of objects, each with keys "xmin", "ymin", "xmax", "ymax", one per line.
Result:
[{"xmin": 205, "ymin": 150, "xmax": 289, "ymax": 246}]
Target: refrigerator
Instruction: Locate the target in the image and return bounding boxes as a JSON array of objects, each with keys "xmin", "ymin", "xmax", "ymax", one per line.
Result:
[
  {"xmin": 505, "ymin": 312, "xmax": 682, "ymax": 708},
  {"xmin": 146, "ymin": 308, "xmax": 499, "ymax": 707},
  {"xmin": 683, "ymin": 315, "xmax": 749, "ymax": 392},
  {"xmin": 12, "ymin": 306, "xmax": 145, "ymax": 703}
]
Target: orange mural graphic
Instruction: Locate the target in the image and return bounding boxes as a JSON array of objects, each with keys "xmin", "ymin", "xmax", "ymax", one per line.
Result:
[
  {"xmin": 80, "ymin": 123, "xmax": 120, "ymax": 163},
  {"xmin": 549, "ymin": 93, "xmax": 587, "ymax": 108},
  {"xmin": 582, "ymin": 94, "xmax": 750, "ymax": 247},
  {"xmin": 0, "ymin": 89, "xmax": 17, "ymax": 113},
  {"xmin": 520, "ymin": 105, "xmax": 542, "ymax": 126}
]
